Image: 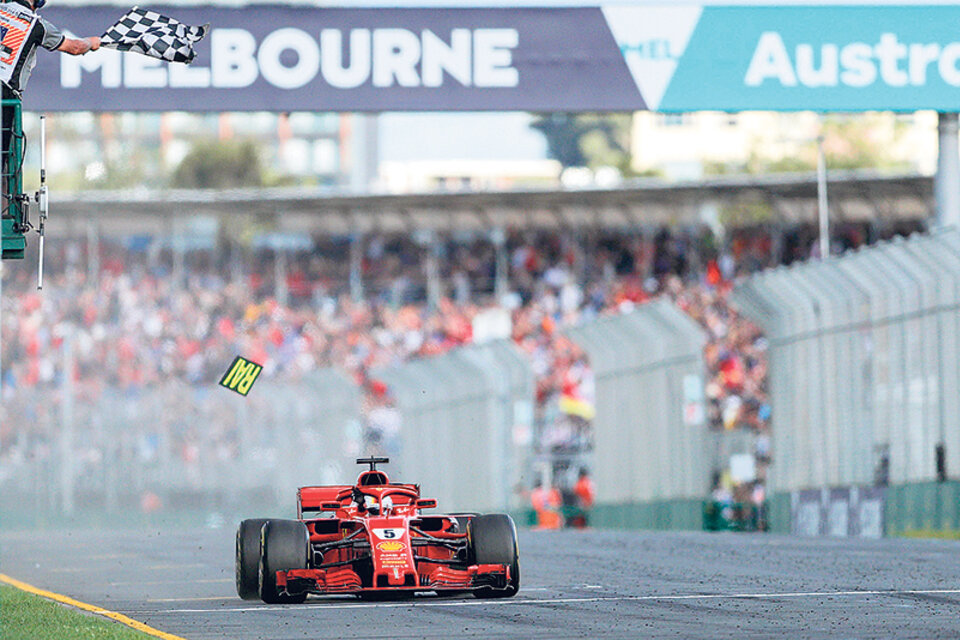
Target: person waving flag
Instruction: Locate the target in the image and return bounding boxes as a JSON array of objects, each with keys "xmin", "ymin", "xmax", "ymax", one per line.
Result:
[{"xmin": 100, "ymin": 6, "xmax": 207, "ymax": 64}]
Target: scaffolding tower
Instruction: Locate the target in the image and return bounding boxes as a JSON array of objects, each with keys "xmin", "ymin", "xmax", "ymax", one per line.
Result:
[{"xmin": 2, "ymin": 97, "xmax": 26, "ymax": 260}]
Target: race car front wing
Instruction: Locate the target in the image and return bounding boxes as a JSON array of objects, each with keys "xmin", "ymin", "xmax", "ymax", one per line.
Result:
[{"xmin": 276, "ymin": 563, "xmax": 511, "ymax": 596}]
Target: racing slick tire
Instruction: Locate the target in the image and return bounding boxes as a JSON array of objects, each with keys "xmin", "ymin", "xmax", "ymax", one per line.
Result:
[
  {"xmin": 258, "ymin": 519, "xmax": 310, "ymax": 604},
  {"xmin": 468, "ymin": 514, "xmax": 520, "ymax": 598},
  {"xmin": 236, "ymin": 518, "xmax": 269, "ymax": 600}
]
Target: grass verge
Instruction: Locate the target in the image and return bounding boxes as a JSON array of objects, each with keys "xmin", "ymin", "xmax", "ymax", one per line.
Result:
[{"xmin": 0, "ymin": 585, "xmax": 153, "ymax": 639}]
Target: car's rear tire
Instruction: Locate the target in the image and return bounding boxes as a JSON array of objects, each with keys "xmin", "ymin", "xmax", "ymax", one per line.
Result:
[
  {"xmin": 468, "ymin": 514, "xmax": 520, "ymax": 598},
  {"xmin": 236, "ymin": 518, "xmax": 269, "ymax": 600},
  {"xmin": 258, "ymin": 519, "xmax": 309, "ymax": 604}
]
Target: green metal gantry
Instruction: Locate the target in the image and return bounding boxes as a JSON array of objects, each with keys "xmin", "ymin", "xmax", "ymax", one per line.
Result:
[{"xmin": 2, "ymin": 97, "xmax": 26, "ymax": 260}]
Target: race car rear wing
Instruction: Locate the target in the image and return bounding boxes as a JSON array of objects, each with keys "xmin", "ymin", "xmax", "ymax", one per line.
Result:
[{"xmin": 298, "ymin": 483, "xmax": 423, "ymax": 517}]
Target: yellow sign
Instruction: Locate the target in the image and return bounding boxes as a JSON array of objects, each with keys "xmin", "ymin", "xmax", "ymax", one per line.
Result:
[{"xmin": 219, "ymin": 356, "xmax": 263, "ymax": 397}]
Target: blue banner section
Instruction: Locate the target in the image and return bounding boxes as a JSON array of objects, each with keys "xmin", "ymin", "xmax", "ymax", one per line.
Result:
[
  {"xmin": 26, "ymin": 6, "xmax": 643, "ymax": 112},
  {"xmin": 660, "ymin": 6, "xmax": 960, "ymax": 111}
]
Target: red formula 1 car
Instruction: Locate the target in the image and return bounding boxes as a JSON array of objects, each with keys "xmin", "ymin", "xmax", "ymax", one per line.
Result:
[{"xmin": 235, "ymin": 457, "xmax": 520, "ymax": 603}]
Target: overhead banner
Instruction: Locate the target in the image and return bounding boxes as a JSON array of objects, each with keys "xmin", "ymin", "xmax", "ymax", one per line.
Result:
[
  {"xmin": 27, "ymin": 6, "xmax": 643, "ymax": 111},
  {"xmin": 25, "ymin": 5, "xmax": 960, "ymax": 112}
]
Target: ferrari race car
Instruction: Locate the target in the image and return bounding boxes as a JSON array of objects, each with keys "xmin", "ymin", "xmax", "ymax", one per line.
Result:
[{"xmin": 236, "ymin": 457, "xmax": 520, "ymax": 603}]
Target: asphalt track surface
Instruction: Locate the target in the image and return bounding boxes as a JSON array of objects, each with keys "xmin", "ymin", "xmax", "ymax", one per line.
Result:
[{"xmin": 3, "ymin": 527, "xmax": 960, "ymax": 639}]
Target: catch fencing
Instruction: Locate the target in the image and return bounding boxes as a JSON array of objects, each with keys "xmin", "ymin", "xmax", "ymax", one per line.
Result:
[
  {"xmin": 564, "ymin": 300, "xmax": 709, "ymax": 512},
  {"xmin": 372, "ymin": 340, "xmax": 534, "ymax": 514},
  {"xmin": 733, "ymin": 229, "xmax": 960, "ymax": 496},
  {"xmin": 3, "ymin": 302, "xmax": 712, "ymax": 528},
  {"xmin": 1, "ymin": 366, "xmax": 361, "ymax": 526}
]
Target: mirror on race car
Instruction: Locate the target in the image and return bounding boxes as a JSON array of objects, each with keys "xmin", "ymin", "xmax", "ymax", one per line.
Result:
[
  {"xmin": 321, "ymin": 502, "xmax": 341, "ymax": 511},
  {"xmin": 416, "ymin": 499, "xmax": 437, "ymax": 509}
]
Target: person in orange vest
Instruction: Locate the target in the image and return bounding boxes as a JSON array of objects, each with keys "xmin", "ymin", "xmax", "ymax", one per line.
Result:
[
  {"xmin": 530, "ymin": 479, "xmax": 563, "ymax": 529},
  {"xmin": 572, "ymin": 467, "xmax": 596, "ymax": 528}
]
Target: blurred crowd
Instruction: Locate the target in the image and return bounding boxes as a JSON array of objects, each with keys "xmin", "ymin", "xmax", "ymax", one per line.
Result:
[{"xmin": 0, "ymin": 220, "xmax": 920, "ymax": 506}]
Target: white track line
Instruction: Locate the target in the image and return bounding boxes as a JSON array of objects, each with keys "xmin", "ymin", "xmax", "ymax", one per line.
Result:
[{"xmin": 145, "ymin": 588, "xmax": 960, "ymax": 614}]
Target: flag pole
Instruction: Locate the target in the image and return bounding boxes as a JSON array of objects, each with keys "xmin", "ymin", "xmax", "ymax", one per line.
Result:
[{"xmin": 36, "ymin": 114, "xmax": 47, "ymax": 289}]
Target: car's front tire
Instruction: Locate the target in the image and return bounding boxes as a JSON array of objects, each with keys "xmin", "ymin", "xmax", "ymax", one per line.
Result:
[
  {"xmin": 236, "ymin": 518, "xmax": 269, "ymax": 600},
  {"xmin": 468, "ymin": 514, "xmax": 520, "ymax": 598},
  {"xmin": 258, "ymin": 519, "xmax": 310, "ymax": 604}
]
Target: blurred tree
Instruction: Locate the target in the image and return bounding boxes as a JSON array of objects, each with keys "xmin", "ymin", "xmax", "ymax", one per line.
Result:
[
  {"xmin": 816, "ymin": 115, "xmax": 911, "ymax": 171},
  {"xmin": 530, "ymin": 113, "xmax": 635, "ymax": 173},
  {"xmin": 172, "ymin": 139, "xmax": 264, "ymax": 188},
  {"xmin": 709, "ymin": 114, "xmax": 913, "ymax": 176}
]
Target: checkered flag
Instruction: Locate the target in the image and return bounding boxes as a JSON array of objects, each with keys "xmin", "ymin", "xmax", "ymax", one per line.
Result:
[{"xmin": 101, "ymin": 6, "xmax": 208, "ymax": 64}]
